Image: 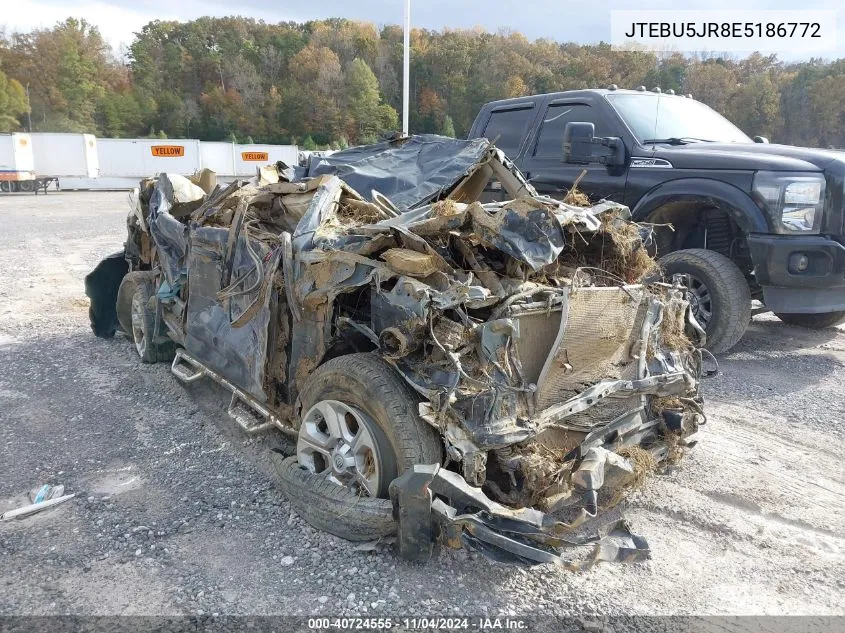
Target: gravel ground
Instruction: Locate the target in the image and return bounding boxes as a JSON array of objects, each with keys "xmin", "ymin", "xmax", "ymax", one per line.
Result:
[{"xmin": 1, "ymin": 191, "xmax": 844, "ymax": 618}]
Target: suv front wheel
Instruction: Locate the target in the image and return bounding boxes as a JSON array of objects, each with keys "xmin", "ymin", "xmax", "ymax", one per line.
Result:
[
  {"xmin": 273, "ymin": 353, "xmax": 442, "ymax": 541},
  {"xmin": 660, "ymin": 249, "xmax": 751, "ymax": 354}
]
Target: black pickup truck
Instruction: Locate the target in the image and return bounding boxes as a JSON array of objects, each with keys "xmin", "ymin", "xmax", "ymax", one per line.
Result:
[{"xmin": 468, "ymin": 88, "xmax": 845, "ymax": 352}]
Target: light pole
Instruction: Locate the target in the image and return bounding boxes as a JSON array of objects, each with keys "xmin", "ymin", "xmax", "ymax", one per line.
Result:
[
  {"xmin": 25, "ymin": 83, "xmax": 32, "ymax": 133},
  {"xmin": 402, "ymin": 0, "xmax": 410, "ymax": 136}
]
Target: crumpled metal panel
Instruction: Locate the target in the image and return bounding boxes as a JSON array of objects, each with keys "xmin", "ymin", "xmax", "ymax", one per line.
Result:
[
  {"xmin": 508, "ymin": 308, "xmax": 564, "ymax": 386},
  {"xmin": 306, "ymin": 135, "xmax": 491, "ymax": 210},
  {"xmin": 535, "ymin": 286, "xmax": 647, "ymax": 411},
  {"xmin": 147, "ymin": 174, "xmax": 205, "ymax": 286},
  {"xmin": 184, "ymin": 226, "xmax": 272, "ymax": 401},
  {"xmin": 469, "ymin": 200, "xmax": 568, "ymax": 271}
]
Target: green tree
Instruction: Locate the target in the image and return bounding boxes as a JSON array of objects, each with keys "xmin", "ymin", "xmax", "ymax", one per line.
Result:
[
  {"xmin": 441, "ymin": 114, "xmax": 456, "ymax": 138},
  {"xmin": 345, "ymin": 57, "xmax": 398, "ymax": 142},
  {"xmin": 809, "ymin": 74, "xmax": 845, "ymax": 148},
  {"xmin": 0, "ymin": 68, "xmax": 28, "ymax": 131},
  {"xmin": 726, "ymin": 74, "xmax": 781, "ymax": 139},
  {"xmin": 4, "ymin": 15, "xmax": 845, "ymax": 148}
]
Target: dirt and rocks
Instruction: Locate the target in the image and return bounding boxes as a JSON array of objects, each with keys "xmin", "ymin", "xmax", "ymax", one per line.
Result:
[{"xmin": 1, "ymin": 191, "xmax": 843, "ymax": 617}]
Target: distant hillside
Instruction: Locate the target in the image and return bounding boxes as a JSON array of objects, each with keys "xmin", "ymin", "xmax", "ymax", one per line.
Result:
[{"xmin": 1, "ymin": 17, "xmax": 844, "ymax": 149}]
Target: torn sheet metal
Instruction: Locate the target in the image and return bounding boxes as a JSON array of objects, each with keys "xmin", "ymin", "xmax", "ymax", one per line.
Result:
[
  {"xmin": 184, "ymin": 226, "xmax": 275, "ymax": 401},
  {"xmin": 390, "ymin": 464, "xmax": 649, "ymax": 567}
]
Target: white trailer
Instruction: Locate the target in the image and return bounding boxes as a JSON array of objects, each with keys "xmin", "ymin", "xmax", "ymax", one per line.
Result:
[
  {"xmin": 61, "ymin": 138, "xmax": 204, "ymax": 189},
  {"xmin": 30, "ymin": 133, "xmax": 99, "ymax": 186},
  {"xmin": 52, "ymin": 137, "xmax": 298, "ymax": 189},
  {"xmin": 0, "ymin": 133, "xmax": 39, "ymax": 193},
  {"xmin": 234, "ymin": 143, "xmax": 298, "ymax": 175},
  {"xmin": 199, "ymin": 142, "xmax": 236, "ymax": 177},
  {"xmin": 200, "ymin": 142, "xmax": 298, "ymax": 178}
]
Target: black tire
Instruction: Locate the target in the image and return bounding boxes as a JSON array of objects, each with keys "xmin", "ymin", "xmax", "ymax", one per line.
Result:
[
  {"xmin": 17, "ymin": 180, "xmax": 34, "ymax": 193},
  {"xmin": 272, "ymin": 453, "xmax": 396, "ymax": 541},
  {"xmin": 116, "ymin": 271, "xmax": 155, "ymax": 335},
  {"xmin": 660, "ymin": 248, "xmax": 751, "ymax": 354},
  {"xmin": 775, "ymin": 311, "xmax": 845, "ymax": 329},
  {"xmin": 277, "ymin": 353, "xmax": 442, "ymax": 541},
  {"xmin": 0, "ymin": 181, "xmax": 11, "ymax": 193},
  {"xmin": 129, "ymin": 281, "xmax": 176, "ymax": 363}
]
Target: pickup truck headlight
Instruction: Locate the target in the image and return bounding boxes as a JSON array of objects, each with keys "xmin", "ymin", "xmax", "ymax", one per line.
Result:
[{"xmin": 752, "ymin": 172, "xmax": 825, "ymax": 233}]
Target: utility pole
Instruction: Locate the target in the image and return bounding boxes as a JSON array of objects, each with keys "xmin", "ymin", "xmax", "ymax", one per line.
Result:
[
  {"xmin": 25, "ymin": 83, "xmax": 32, "ymax": 133},
  {"xmin": 402, "ymin": 0, "xmax": 410, "ymax": 136}
]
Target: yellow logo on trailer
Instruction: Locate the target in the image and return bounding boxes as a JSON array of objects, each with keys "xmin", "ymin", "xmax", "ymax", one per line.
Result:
[
  {"xmin": 242, "ymin": 151, "xmax": 269, "ymax": 161},
  {"xmin": 151, "ymin": 145, "xmax": 185, "ymax": 157}
]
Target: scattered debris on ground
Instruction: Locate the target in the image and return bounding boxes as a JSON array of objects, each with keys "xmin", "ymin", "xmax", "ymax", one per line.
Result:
[{"xmin": 1, "ymin": 484, "xmax": 75, "ymax": 521}]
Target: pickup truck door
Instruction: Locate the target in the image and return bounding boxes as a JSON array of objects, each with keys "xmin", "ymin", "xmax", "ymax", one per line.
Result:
[{"xmin": 519, "ymin": 100, "xmax": 628, "ymax": 204}]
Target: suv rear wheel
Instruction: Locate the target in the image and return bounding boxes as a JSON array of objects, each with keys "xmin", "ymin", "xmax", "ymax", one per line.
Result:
[
  {"xmin": 129, "ymin": 281, "xmax": 176, "ymax": 363},
  {"xmin": 660, "ymin": 248, "xmax": 751, "ymax": 354},
  {"xmin": 273, "ymin": 353, "xmax": 442, "ymax": 541},
  {"xmin": 774, "ymin": 311, "xmax": 845, "ymax": 329}
]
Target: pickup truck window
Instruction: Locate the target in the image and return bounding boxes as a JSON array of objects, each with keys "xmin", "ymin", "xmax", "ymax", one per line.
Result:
[
  {"xmin": 606, "ymin": 94, "xmax": 751, "ymax": 145},
  {"xmin": 533, "ymin": 104, "xmax": 608, "ymax": 157},
  {"xmin": 483, "ymin": 106, "xmax": 535, "ymax": 156}
]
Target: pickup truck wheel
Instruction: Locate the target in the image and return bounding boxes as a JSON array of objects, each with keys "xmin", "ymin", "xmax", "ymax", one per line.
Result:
[
  {"xmin": 129, "ymin": 282, "xmax": 176, "ymax": 363},
  {"xmin": 660, "ymin": 249, "xmax": 751, "ymax": 354},
  {"xmin": 774, "ymin": 311, "xmax": 845, "ymax": 329},
  {"xmin": 275, "ymin": 353, "xmax": 442, "ymax": 541}
]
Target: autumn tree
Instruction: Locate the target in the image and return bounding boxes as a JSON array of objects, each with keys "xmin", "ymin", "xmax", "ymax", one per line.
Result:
[
  {"xmin": 0, "ymin": 66, "xmax": 27, "ymax": 131},
  {"xmin": 345, "ymin": 57, "xmax": 397, "ymax": 143},
  {"xmin": 810, "ymin": 74, "xmax": 845, "ymax": 148},
  {"xmin": 4, "ymin": 19, "xmax": 119, "ymax": 132},
  {"xmin": 726, "ymin": 74, "xmax": 780, "ymax": 140},
  {"xmin": 684, "ymin": 60, "xmax": 737, "ymax": 114},
  {"xmin": 1, "ymin": 15, "xmax": 843, "ymax": 148}
]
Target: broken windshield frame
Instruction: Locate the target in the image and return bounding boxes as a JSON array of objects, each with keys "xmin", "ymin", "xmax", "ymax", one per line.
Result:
[{"xmin": 606, "ymin": 93, "xmax": 752, "ymax": 146}]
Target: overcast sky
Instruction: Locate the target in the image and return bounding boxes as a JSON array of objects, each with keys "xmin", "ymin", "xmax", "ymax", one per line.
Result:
[{"xmin": 3, "ymin": 0, "xmax": 844, "ymax": 61}]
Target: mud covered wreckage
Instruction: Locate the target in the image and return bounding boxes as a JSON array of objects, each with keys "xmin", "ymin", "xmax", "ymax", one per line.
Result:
[{"xmin": 86, "ymin": 134, "xmax": 707, "ymax": 567}]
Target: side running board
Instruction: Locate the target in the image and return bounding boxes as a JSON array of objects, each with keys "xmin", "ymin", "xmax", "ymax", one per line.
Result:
[{"xmin": 171, "ymin": 349, "xmax": 294, "ymax": 436}]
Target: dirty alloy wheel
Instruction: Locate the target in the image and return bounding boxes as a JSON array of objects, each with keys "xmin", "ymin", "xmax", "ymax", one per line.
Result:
[
  {"xmin": 774, "ymin": 311, "xmax": 845, "ymax": 329},
  {"xmin": 660, "ymin": 248, "xmax": 751, "ymax": 354},
  {"xmin": 274, "ymin": 353, "xmax": 442, "ymax": 541},
  {"xmin": 129, "ymin": 282, "xmax": 175, "ymax": 363},
  {"xmin": 297, "ymin": 399, "xmax": 397, "ymax": 498}
]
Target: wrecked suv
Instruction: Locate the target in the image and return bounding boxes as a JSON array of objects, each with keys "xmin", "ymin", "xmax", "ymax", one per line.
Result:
[{"xmin": 87, "ymin": 135, "xmax": 704, "ymax": 565}]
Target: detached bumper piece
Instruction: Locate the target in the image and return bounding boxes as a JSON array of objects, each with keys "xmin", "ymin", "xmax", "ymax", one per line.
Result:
[{"xmin": 389, "ymin": 464, "xmax": 649, "ymax": 567}]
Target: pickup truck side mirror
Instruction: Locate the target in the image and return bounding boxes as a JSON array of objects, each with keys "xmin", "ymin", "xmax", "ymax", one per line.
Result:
[
  {"xmin": 563, "ymin": 122, "xmax": 625, "ymax": 167},
  {"xmin": 753, "ymin": 136, "xmax": 769, "ymax": 144},
  {"xmin": 562, "ymin": 122, "xmax": 596, "ymax": 164}
]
